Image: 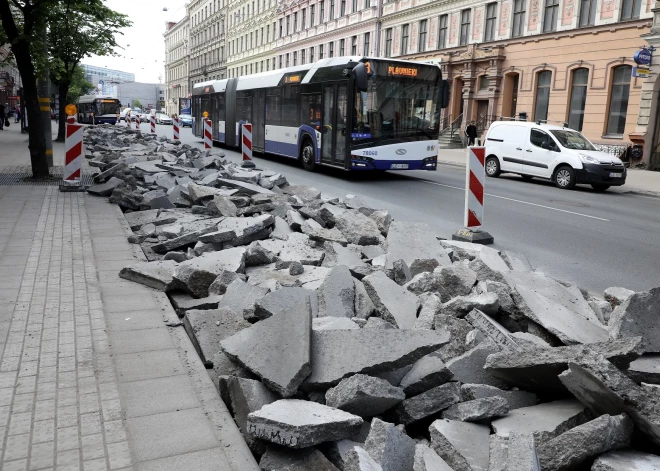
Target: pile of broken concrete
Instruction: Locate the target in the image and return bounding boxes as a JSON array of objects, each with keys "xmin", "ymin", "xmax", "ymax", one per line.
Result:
[{"xmin": 85, "ymin": 124, "xmax": 660, "ymax": 471}]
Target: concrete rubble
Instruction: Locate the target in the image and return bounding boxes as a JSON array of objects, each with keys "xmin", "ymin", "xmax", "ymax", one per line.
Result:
[{"xmin": 79, "ymin": 125, "xmax": 659, "ymax": 468}]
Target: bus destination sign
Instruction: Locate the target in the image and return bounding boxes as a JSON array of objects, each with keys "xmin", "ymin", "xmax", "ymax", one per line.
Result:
[
  {"xmin": 387, "ymin": 66, "xmax": 418, "ymax": 77},
  {"xmin": 284, "ymin": 74, "xmax": 302, "ymax": 84}
]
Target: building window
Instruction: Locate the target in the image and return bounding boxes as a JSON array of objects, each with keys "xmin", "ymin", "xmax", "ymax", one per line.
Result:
[
  {"xmin": 460, "ymin": 9, "xmax": 471, "ymax": 46},
  {"xmin": 385, "ymin": 28, "xmax": 393, "ymax": 57},
  {"xmin": 364, "ymin": 32, "xmax": 370, "ymax": 55},
  {"xmin": 365, "ymin": 0, "xmax": 369, "ymax": 7},
  {"xmin": 286, "ymin": 15, "xmax": 290, "ymax": 34},
  {"xmin": 484, "ymin": 3, "xmax": 497, "ymax": 42},
  {"xmin": 340, "ymin": 38, "xmax": 345, "ymax": 55},
  {"xmin": 293, "ymin": 51, "xmax": 297, "ymax": 65},
  {"xmin": 438, "ymin": 14, "xmax": 448, "ymax": 49},
  {"xmin": 294, "ymin": 12, "xmax": 298, "ymax": 32},
  {"xmin": 479, "ymin": 75, "xmax": 490, "ymax": 90},
  {"xmin": 279, "ymin": 55, "xmax": 282, "ymax": 68},
  {"xmin": 319, "ymin": 43, "xmax": 324, "ymax": 58},
  {"xmin": 352, "ymin": 0, "xmax": 358, "ymax": 11},
  {"xmin": 329, "ymin": 41, "xmax": 334, "ymax": 57},
  {"xmin": 330, "ymin": 0, "xmax": 335, "ymax": 19},
  {"xmin": 302, "ymin": 9, "xmax": 306, "ymax": 29},
  {"xmin": 286, "ymin": 53, "xmax": 290, "ymax": 67},
  {"xmin": 534, "ymin": 70, "xmax": 552, "ymax": 122},
  {"xmin": 320, "ymin": 1, "xmax": 325, "ymax": 22},
  {"xmin": 341, "ymin": 0, "xmax": 346, "ymax": 16},
  {"xmin": 279, "ymin": 19, "xmax": 283, "ymax": 37},
  {"xmin": 302, "ymin": 49, "xmax": 306, "ymax": 64},
  {"xmin": 568, "ymin": 68, "xmax": 588, "ymax": 131},
  {"xmin": 621, "ymin": 0, "xmax": 641, "ymax": 19},
  {"xmin": 311, "ymin": 5, "xmax": 315, "ymax": 25},
  {"xmin": 351, "ymin": 35, "xmax": 357, "ymax": 54},
  {"xmin": 419, "ymin": 20, "xmax": 428, "ymax": 52},
  {"xmin": 543, "ymin": 0, "xmax": 558, "ymax": 33},
  {"xmin": 310, "ymin": 46, "xmax": 315, "ymax": 62},
  {"xmin": 512, "ymin": 0, "xmax": 525, "ymax": 37},
  {"xmin": 579, "ymin": 0, "xmax": 597, "ymax": 26},
  {"xmin": 401, "ymin": 24, "xmax": 409, "ymax": 54},
  {"xmin": 606, "ymin": 65, "xmax": 632, "ymax": 135}
]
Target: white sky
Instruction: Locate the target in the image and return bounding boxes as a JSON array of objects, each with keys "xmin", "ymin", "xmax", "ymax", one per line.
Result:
[{"xmin": 83, "ymin": 0, "xmax": 188, "ymax": 84}]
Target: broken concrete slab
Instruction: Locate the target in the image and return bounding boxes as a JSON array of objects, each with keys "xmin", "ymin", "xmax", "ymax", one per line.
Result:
[
  {"xmin": 487, "ymin": 435, "xmax": 508, "ymax": 471},
  {"xmin": 399, "ymin": 351, "xmax": 454, "ymax": 397},
  {"xmin": 404, "ymin": 272, "xmax": 438, "ymax": 295},
  {"xmin": 247, "ymin": 399, "xmax": 363, "ymax": 448},
  {"xmin": 362, "ymin": 418, "xmax": 415, "ymax": 470},
  {"xmin": 429, "ymin": 418, "xmax": 490, "ymax": 471},
  {"xmin": 254, "ymin": 287, "xmax": 315, "ymax": 321},
  {"xmin": 354, "ymin": 279, "xmax": 377, "ymax": 320},
  {"xmin": 322, "ymin": 242, "xmax": 366, "ymax": 270},
  {"xmin": 460, "ymin": 384, "xmax": 537, "ymax": 411},
  {"xmin": 245, "ymin": 242, "xmax": 277, "ymax": 267},
  {"xmin": 393, "ymin": 382, "xmax": 461, "ymax": 425},
  {"xmin": 259, "ymin": 446, "xmax": 340, "ymax": 471},
  {"xmin": 442, "ymin": 396, "xmax": 509, "ymax": 422},
  {"xmin": 173, "ymin": 247, "xmax": 246, "ymax": 297},
  {"xmin": 435, "ymin": 265, "xmax": 478, "ymax": 302},
  {"xmin": 604, "ymin": 286, "xmax": 635, "ymax": 308},
  {"xmin": 484, "ymin": 337, "xmax": 644, "ymax": 393},
  {"xmin": 363, "ymin": 317, "xmax": 395, "ymax": 330},
  {"xmin": 184, "ymin": 307, "xmax": 250, "ymax": 366},
  {"xmin": 216, "ymin": 177, "xmax": 275, "ymax": 196},
  {"xmin": 281, "ymin": 184, "xmax": 322, "ymax": 201},
  {"xmin": 413, "ymin": 444, "xmax": 453, "ymax": 471},
  {"xmin": 386, "ymin": 221, "xmax": 451, "ymax": 271},
  {"xmin": 207, "ymin": 270, "xmax": 239, "ymax": 296},
  {"xmin": 87, "ymin": 176, "xmax": 125, "ymax": 196},
  {"xmin": 304, "ymin": 329, "xmax": 450, "ymax": 390},
  {"xmin": 442, "ymin": 293, "xmax": 500, "ymax": 318},
  {"xmin": 467, "ymin": 246, "xmax": 510, "ymax": 283},
  {"xmin": 537, "ymin": 414, "xmax": 633, "ymax": 470},
  {"xmin": 335, "ymin": 211, "xmax": 382, "ymax": 246},
  {"xmin": 272, "ymin": 216, "xmax": 294, "ymax": 239},
  {"xmin": 207, "ymin": 195, "xmax": 238, "ymax": 216},
  {"xmin": 217, "ymin": 278, "xmax": 270, "ymax": 320},
  {"xmin": 558, "ymin": 357, "xmax": 660, "ymax": 447},
  {"xmin": 124, "ymin": 209, "xmax": 180, "ymax": 231},
  {"xmin": 434, "ymin": 314, "xmax": 475, "ymax": 362},
  {"xmin": 445, "ymin": 341, "xmax": 509, "ymax": 389},
  {"xmin": 609, "ymin": 287, "xmax": 660, "ymax": 354},
  {"xmin": 501, "ymin": 250, "xmax": 533, "ymax": 272},
  {"xmin": 507, "ymin": 433, "xmax": 542, "ymax": 471},
  {"xmin": 415, "ymin": 295, "xmax": 440, "ymax": 330},
  {"xmin": 626, "ymin": 354, "xmax": 660, "ymax": 384},
  {"xmin": 344, "ymin": 446, "xmax": 383, "ymax": 471},
  {"xmin": 220, "ymin": 376, "xmax": 279, "ymax": 443},
  {"xmin": 591, "ymin": 450, "xmax": 660, "ymax": 471},
  {"xmin": 464, "ymin": 309, "xmax": 523, "ymax": 352},
  {"xmin": 491, "ymin": 399, "xmax": 591, "ymax": 443},
  {"xmin": 325, "ymin": 375, "xmax": 405, "ymax": 418},
  {"xmin": 512, "ymin": 285, "xmax": 609, "ymax": 345},
  {"xmin": 118, "ymin": 259, "xmax": 177, "ymax": 291},
  {"xmin": 318, "ymin": 265, "xmax": 356, "ymax": 318},
  {"xmin": 362, "ymin": 271, "xmax": 420, "ymax": 330},
  {"xmin": 303, "ymin": 221, "xmax": 349, "ymax": 246},
  {"xmin": 151, "ymin": 225, "xmax": 218, "ymax": 254},
  {"xmin": 278, "ymin": 233, "xmax": 326, "ymax": 267},
  {"xmin": 313, "ymin": 317, "xmax": 360, "ymax": 330},
  {"xmin": 393, "ymin": 259, "xmax": 413, "ymax": 286},
  {"xmin": 221, "ymin": 298, "xmax": 312, "ymax": 397}
]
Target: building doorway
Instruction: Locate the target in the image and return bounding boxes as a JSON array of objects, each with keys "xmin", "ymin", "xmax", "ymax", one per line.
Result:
[
  {"xmin": 501, "ymin": 73, "xmax": 519, "ymax": 119},
  {"xmin": 451, "ymin": 77, "xmax": 464, "ymax": 122}
]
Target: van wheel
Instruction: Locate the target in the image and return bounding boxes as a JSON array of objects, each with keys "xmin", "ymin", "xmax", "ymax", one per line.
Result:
[
  {"xmin": 485, "ymin": 156, "xmax": 501, "ymax": 177},
  {"xmin": 300, "ymin": 139, "xmax": 316, "ymax": 172},
  {"xmin": 591, "ymin": 184, "xmax": 610, "ymax": 192},
  {"xmin": 554, "ymin": 166, "xmax": 576, "ymax": 190}
]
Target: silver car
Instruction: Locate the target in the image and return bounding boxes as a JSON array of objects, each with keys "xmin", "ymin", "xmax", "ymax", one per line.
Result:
[{"xmin": 156, "ymin": 114, "xmax": 173, "ymax": 125}]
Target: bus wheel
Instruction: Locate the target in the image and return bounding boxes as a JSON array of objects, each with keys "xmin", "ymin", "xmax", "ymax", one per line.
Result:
[{"xmin": 300, "ymin": 139, "xmax": 316, "ymax": 172}]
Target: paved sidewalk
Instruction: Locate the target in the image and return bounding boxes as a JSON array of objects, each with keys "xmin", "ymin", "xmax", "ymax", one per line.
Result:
[
  {"xmin": 0, "ymin": 125, "xmax": 258, "ymax": 469},
  {"xmin": 438, "ymin": 147, "xmax": 660, "ymax": 195}
]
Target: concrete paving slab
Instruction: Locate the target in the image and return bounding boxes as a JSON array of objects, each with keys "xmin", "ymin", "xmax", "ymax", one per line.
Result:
[
  {"xmin": 114, "ymin": 349, "xmax": 184, "ymax": 383},
  {"xmin": 107, "ymin": 327, "xmax": 174, "ymax": 355},
  {"xmin": 119, "ymin": 375, "xmax": 201, "ymax": 418}
]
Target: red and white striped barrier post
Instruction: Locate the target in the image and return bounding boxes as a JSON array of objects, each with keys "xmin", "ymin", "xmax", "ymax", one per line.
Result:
[
  {"xmin": 135, "ymin": 115, "xmax": 140, "ymax": 131},
  {"xmin": 452, "ymin": 146, "xmax": 494, "ymax": 244},
  {"xmin": 241, "ymin": 123, "xmax": 255, "ymax": 169},
  {"xmin": 126, "ymin": 114, "xmax": 131, "ymax": 128},
  {"xmin": 173, "ymin": 117, "xmax": 180, "ymax": 141},
  {"xmin": 66, "ymin": 116, "xmax": 75, "ymax": 124},
  {"xmin": 203, "ymin": 118, "xmax": 212, "ymax": 149},
  {"xmin": 59, "ymin": 122, "xmax": 85, "ymax": 192},
  {"xmin": 150, "ymin": 114, "xmax": 156, "ymax": 135}
]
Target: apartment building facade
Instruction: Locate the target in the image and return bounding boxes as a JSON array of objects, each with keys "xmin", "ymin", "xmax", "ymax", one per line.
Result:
[
  {"xmin": 188, "ymin": 0, "xmax": 228, "ymax": 91},
  {"xmin": 274, "ymin": 0, "xmax": 380, "ymax": 70},
  {"xmin": 164, "ymin": 17, "xmax": 190, "ymax": 116}
]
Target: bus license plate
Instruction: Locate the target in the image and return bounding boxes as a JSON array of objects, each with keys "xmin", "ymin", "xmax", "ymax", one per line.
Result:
[
  {"xmin": 390, "ymin": 164, "xmax": 408, "ymax": 169},
  {"xmin": 609, "ymin": 172, "xmax": 622, "ymax": 178}
]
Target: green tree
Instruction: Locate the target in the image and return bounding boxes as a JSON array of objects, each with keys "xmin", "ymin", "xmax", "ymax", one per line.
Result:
[
  {"xmin": 133, "ymin": 98, "xmax": 142, "ymax": 109},
  {"xmin": 48, "ymin": 0, "xmax": 131, "ymax": 141},
  {"xmin": 66, "ymin": 65, "xmax": 93, "ymax": 104},
  {"xmin": 0, "ymin": 0, "xmax": 54, "ymax": 177}
]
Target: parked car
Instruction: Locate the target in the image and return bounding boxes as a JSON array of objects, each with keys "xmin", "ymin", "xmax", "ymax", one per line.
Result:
[
  {"xmin": 484, "ymin": 121, "xmax": 626, "ymax": 191},
  {"xmin": 141, "ymin": 113, "xmax": 150, "ymax": 123},
  {"xmin": 179, "ymin": 114, "xmax": 193, "ymax": 127},
  {"xmin": 119, "ymin": 108, "xmax": 131, "ymax": 121},
  {"xmin": 156, "ymin": 113, "xmax": 173, "ymax": 125}
]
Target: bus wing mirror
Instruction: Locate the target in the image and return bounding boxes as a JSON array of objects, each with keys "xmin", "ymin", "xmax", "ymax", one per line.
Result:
[
  {"xmin": 440, "ymin": 80, "xmax": 450, "ymax": 109},
  {"xmin": 353, "ymin": 63, "xmax": 368, "ymax": 92}
]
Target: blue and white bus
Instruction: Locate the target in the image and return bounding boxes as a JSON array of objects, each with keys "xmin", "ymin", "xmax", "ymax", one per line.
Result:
[
  {"xmin": 77, "ymin": 95, "xmax": 121, "ymax": 125},
  {"xmin": 192, "ymin": 56, "xmax": 448, "ymax": 172}
]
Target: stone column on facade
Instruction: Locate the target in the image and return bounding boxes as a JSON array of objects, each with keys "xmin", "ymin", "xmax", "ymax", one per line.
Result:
[
  {"xmin": 487, "ymin": 58, "xmax": 504, "ymax": 125},
  {"xmin": 636, "ymin": 3, "xmax": 660, "ymax": 165},
  {"xmin": 461, "ymin": 62, "xmax": 476, "ymax": 132}
]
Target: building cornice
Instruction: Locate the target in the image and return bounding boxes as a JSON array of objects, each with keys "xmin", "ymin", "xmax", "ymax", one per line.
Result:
[{"xmin": 276, "ymin": 17, "xmax": 377, "ymax": 49}]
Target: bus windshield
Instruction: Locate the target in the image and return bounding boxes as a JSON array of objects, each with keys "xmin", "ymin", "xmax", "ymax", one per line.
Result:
[
  {"xmin": 354, "ymin": 76, "xmax": 440, "ymax": 144},
  {"xmin": 96, "ymin": 100, "xmax": 121, "ymax": 116}
]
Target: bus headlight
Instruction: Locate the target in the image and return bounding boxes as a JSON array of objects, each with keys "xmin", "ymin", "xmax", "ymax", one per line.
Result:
[{"xmin": 422, "ymin": 156, "xmax": 437, "ymax": 168}]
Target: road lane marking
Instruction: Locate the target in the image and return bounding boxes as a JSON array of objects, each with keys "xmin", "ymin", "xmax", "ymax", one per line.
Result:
[{"xmin": 415, "ymin": 179, "xmax": 610, "ymax": 222}]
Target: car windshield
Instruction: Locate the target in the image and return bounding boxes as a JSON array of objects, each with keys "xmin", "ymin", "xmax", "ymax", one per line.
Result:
[
  {"xmin": 180, "ymin": 114, "xmax": 192, "ymax": 119},
  {"xmin": 550, "ymin": 130, "xmax": 596, "ymax": 150}
]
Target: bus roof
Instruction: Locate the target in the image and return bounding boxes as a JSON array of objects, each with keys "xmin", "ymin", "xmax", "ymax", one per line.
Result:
[
  {"xmin": 192, "ymin": 56, "xmax": 440, "ymax": 95},
  {"xmin": 78, "ymin": 95, "xmax": 119, "ymax": 103}
]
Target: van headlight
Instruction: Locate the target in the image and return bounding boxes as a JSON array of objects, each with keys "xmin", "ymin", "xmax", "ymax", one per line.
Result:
[{"xmin": 579, "ymin": 154, "xmax": 600, "ymax": 165}]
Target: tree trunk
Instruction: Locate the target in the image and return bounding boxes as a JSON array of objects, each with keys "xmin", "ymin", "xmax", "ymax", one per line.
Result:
[{"xmin": 56, "ymin": 81, "xmax": 69, "ymax": 142}]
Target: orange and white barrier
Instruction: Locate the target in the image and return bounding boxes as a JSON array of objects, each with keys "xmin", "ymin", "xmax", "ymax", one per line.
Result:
[
  {"xmin": 241, "ymin": 123, "xmax": 255, "ymax": 169},
  {"xmin": 173, "ymin": 117, "xmax": 180, "ymax": 141},
  {"xmin": 150, "ymin": 115, "xmax": 156, "ymax": 134},
  {"xmin": 64, "ymin": 123, "xmax": 83, "ymax": 184},
  {"xmin": 464, "ymin": 147, "xmax": 485, "ymax": 229},
  {"xmin": 135, "ymin": 115, "xmax": 141, "ymax": 131},
  {"xmin": 203, "ymin": 119, "xmax": 212, "ymax": 149}
]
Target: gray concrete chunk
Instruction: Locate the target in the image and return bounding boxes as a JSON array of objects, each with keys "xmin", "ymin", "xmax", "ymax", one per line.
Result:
[
  {"xmin": 259, "ymin": 447, "xmax": 340, "ymax": 471},
  {"xmin": 362, "ymin": 418, "xmax": 415, "ymax": 470},
  {"xmin": 537, "ymin": 414, "xmax": 633, "ymax": 471},
  {"xmin": 118, "ymin": 259, "xmax": 177, "ymax": 291},
  {"xmin": 325, "ymin": 375, "xmax": 405, "ymax": 418},
  {"xmin": 207, "ymin": 195, "xmax": 238, "ymax": 216},
  {"xmin": 591, "ymin": 450, "xmax": 660, "ymax": 471},
  {"xmin": 335, "ymin": 211, "xmax": 383, "ymax": 246},
  {"xmin": 278, "ymin": 233, "xmax": 326, "ymax": 267},
  {"xmin": 173, "ymin": 247, "xmax": 246, "ymax": 297},
  {"xmin": 124, "ymin": 209, "xmax": 180, "ymax": 231},
  {"xmin": 313, "ymin": 317, "xmax": 360, "ymax": 330},
  {"xmin": 429, "ymin": 419, "xmax": 490, "ymax": 471},
  {"xmin": 318, "ymin": 265, "xmax": 356, "ymax": 318},
  {"xmin": 247, "ymin": 399, "xmax": 363, "ymax": 448},
  {"xmin": 434, "ymin": 314, "xmax": 475, "ymax": 362},
  {"xmin": 413, "ymin": 444, "xmax": 454, "ymax": 471},
  {"xmin": 405, "ymin": 272, "xmax": 438, "ymax": 295},
  {"xmin": 399, "ymin": 351, "xmax": 454, "ymax": 397},
  {"xmin": 254, "ymin": 287, "xmax": 315, "ymax": 321},
  {"xmin": 87, "ymin": 177, "xmax": 124, "ymax": 196},
  {"xmin": 460, "ymin": 384, "xmax": 537, "ymax": 411},
  {"xmin": 435, "ymin": 265, "xmax": 478, "ymax": 302},
  {"xmin": 491, "ymin": 399, "xmax": 591, "ymax": 443},
  {"xmin": 604, "ymin": 286, "xmax": 635, "ymax": 308},
  {"xmin": 464, "ymin": 309, "xmax": 523, "ymax": 352},
  {"xmin": 446, "ymin": 341, "xmax": 509, "ymax": 389},
  {"xmin": 393, "ymin": 382, "xmax": 461, "ymax": 425},
  {"xmin": 217, "ymin": 177, "xmax": 275, "ymax": 195},
  {"xmin": 442, "ymin": 396, "xmax": 509, "ymax": 422},
  {"xmin": 220, "ymin": 375, "xmax": 278, "ymax": 443},
  {"xmin": 386, "ymin": 221, "xmax": 451, "ymax": 270},
  {"xmin": 344, "ymin": 446, "xmax": 383, "ymax": 471},
  {"xmin": 507, "ymin": 433, "xmax": 542, "ymax": 471},
  {"xmin": 151, "ymin": 225, "xmax": 218, "ymax": 253},
  {"xmin": 354, "ymin": 279, "xmax": 377, "ymax": 319},
  {"xmin": 286, "ymin": 209, "xmax": 306, "ymax": 231},
  {"xmin": 626, "ymin": 354, "xmax": 660, "ymax": 384},
  {"xmin": 609, "ymin": 287, "xmax": 660, "ymax": 353},
  {"xmin": 468, "ymin": 247, "xmax": 510, "ymax": 283},
  {"xmin": 363, "ymin": 271, "xmax": 421, "ymax": 330},
  {"xmin": 442, "ymin": 293, "xmax": 500, "ymax": 318},
  {"xmin": 184, "ymin": 307, "xmax": 250, "ymax": 366},
  {"xmin": 304, "ymin": 329, "xmax": 451, "ymax": 390},
  {"xmin": 218, "ymin": 278, "xmax": 270, "ymax": 320},
  {"xmin": 207, "ymin": 270, "xmax": 239, "ymax": 296},
  {"xmin": 221, "ymin": 298, "xmax": 312, "ymax": 397},
  {"xmin": 281, "ymin": 184, "xmax": 322, "ymax": 201}
]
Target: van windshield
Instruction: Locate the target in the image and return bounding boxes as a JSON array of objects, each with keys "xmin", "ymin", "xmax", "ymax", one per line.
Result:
[{"xmin": 550, "ymin": 130, "xmax": 596, "ymax": 151}]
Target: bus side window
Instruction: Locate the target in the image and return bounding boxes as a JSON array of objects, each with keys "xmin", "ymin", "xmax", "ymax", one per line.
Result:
[
  {"xmin": 281, "ymin": 86, "xmax": 299, "ymax": 128},
  {"xmin": 301, "ymin": 93, "xmax": 321, "ymax": 128},
  {"xmin": 265, "ymin": 88, "xmax": 281, "ymax": 126}
]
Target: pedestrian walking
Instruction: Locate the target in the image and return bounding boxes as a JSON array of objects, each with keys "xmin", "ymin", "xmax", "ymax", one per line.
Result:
[
  {"xmin": 465, "ymin": 120, "xmax": 477, "ymax": 146},
  {"xmin": 0, "ymin": 103, "xmax": 6, "ymax": 130},
  {"xmin": 14, "ymin": 106, "xmax": 20, "ymax": 123}
]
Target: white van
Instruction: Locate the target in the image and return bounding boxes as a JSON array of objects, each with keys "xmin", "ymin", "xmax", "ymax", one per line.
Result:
[{"xmin": 484, "ymin": 121, "xmax": 626, "ymax": 191}]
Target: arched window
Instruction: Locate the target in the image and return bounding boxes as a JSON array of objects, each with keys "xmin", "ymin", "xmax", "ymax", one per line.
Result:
[
  {"xmin": 534, "ymin": 70, "xmax": 552, "ymax": 121},
  {"xmin": 606, "ymin": 65, "xmax": 632, "ymax": 136},
  {"xmin": 568, "ymin": 68, "xmax": 588, "ymax": 131}
]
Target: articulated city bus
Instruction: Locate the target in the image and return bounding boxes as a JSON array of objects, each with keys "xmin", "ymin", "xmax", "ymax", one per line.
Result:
[
  {"xmin": 77, "ymin": 95, "xmax": 121, "ymax": 125},
  {"xmin": 192, "ymin": 57, "xmax": 448, "ymax": 171}
]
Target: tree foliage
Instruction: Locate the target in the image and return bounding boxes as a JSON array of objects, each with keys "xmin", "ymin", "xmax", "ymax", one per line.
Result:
[
  {"xmin": 66, "ymin": 65, "xmax": 93, "ymax": 103},
  {"xmin": 133, "ymin": 98, "xmax": 142, "ymax": 109}
]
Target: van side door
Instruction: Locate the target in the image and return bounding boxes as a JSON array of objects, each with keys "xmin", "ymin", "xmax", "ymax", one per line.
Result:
[
  {"xmin": 497, "ymin": 125, "xmax": 526, "ymax": 173},
  {"xmin": 524, "ymin": 128, "xmax": 558, "ymax": 177}
]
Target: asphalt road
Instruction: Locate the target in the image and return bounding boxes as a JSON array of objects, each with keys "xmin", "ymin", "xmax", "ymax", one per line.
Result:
[{"xmin": 145, "ymin": 123, "xmax": 660, "ymax": 294}]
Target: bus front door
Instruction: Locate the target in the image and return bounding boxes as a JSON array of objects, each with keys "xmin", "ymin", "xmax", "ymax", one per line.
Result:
[
  {"xmin": 253, "ymin": 89, "xmax": 266, "ymax": 153},
  {"xmin": 322, "ymin": 84, "xmax": 349, "ymax": 167}
]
